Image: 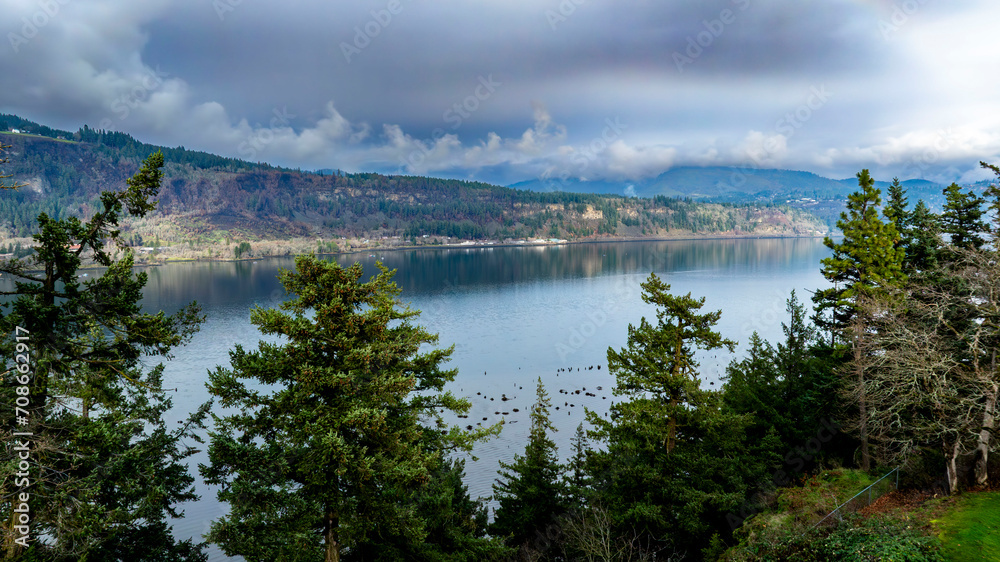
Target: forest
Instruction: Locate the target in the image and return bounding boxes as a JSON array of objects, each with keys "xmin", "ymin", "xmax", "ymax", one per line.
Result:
[
  {"xmin": 3, "ymin": 149, "xmax": 1000, "ymax": 561},
  {"xmin": 0, "ymin": 115, "xmax": 823, "ymax": 247}
]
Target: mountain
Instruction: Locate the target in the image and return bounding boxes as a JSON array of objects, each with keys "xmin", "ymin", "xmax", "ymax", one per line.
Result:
[
  {"xmin": 511, "ymin": 166, "xmax": 947, "ymax": 203},
  {"xmin": 0, "ymin": 115, "xmax": 828, "ymax": 256}
]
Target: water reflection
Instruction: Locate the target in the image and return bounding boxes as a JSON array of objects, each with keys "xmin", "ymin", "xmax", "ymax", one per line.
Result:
[{"xmin": 139, "ymin": 238, "xmax": 827, "ymax": 307}]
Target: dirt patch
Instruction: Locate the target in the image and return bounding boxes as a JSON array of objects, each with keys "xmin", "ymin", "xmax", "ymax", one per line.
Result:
[{"xmin": 858, "ymin": 489, "xmax": 934, "ymax": 516}]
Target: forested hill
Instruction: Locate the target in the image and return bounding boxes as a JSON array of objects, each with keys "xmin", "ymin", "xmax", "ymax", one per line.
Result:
[{"xmin": 0, "ymin": 116, "xmax": 827, "ymax": 246}]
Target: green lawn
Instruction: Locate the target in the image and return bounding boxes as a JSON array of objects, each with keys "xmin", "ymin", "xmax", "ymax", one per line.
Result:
[{"xmin": 932, "ymin": 491, "xmax": 1000, "ymax": 561}]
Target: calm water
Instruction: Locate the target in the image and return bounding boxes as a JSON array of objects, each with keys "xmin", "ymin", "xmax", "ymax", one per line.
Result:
[{"xmin": 15, "ymin": 238, "xmax": 835, "ymax": 560}]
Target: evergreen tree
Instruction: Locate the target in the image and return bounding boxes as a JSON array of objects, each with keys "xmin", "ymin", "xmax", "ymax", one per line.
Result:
[
  {"xmin": 0, "ymin": 152, "xmax": 208, "ymax": 560},
  {"xmin": 563, "ymin": 423, "xmax": 592, "ymax": 510},
  {"xmin": 884, "ymin": 177, "xmax": 909, "ymax": 231},
  {"xmin": 585, "ymin": 275, "xmax": 774, "ymax": 557},
  {"xmin": 812, "ymin": 169, "xmax": 906, "ymax": 337},
  {"xmin": 1, "ymin": 142, "xmax": 23, "ymax": 190},
  {"xmin": 981, "ymin": 160, "xmax": 1000, "ymax": 239},
  {"xmin": 904, "ymin": 200, "xmax": 941, "ymax": 274},
  {"xmin": 722, "ymin": 292, "xmax": 848, "ymax": 477},
  {"xmin": 490, "ymin": 378, "xmax": 566, "ymax": 553},
  {"xmin": 600, "ymin": 273, "xmax": 735, "ymax": 454},
  {"xmin": 353, "ymin": 457, "xmax": 502, "ymax": 561},
  {"xmin": 940, "ymin": 182, "xmax": 989, "ymax": 251},
  {"xmin": 201, "ymin": 256, "xmax": 500, "ymax": 562}
]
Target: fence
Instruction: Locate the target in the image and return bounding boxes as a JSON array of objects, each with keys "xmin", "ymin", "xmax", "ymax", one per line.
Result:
[{"xmin": 809, "ymin": 467, "xmax": 900, "ymax": 530}]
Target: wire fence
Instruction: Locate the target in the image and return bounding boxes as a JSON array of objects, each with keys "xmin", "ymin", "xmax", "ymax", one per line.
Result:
[{"xmin": 809, "ymin": 467, "xmax": 900, "ymax": 530}]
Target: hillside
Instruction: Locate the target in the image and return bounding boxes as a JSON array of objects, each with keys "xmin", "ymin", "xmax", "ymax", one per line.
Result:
[
  {"xmin": 0, "ymin": 116, "xmax": 828, "ymax": 259},
  {"xmin": 719, "ymin": 467, "xmax": 1000, "ymax": 562},
  {"xmin": 512, "ymin": 166, "xmax": 961, "ymax": 230}
]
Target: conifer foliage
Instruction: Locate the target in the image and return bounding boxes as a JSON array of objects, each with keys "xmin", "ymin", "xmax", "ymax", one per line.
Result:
[
  {"xmin": 201, "ymin": 256, "xmax": 499, "ymax": 562},
  {"xmin": 0, "ymin": 152, "xmax": 208, "ymax": 560},
  {"xmin": 490, "ymin": 378, "xmax": 567, "ymax": 553},
  {"xmin": 812, "ymin": 169, "xmax": 905, "ymax": 335}
]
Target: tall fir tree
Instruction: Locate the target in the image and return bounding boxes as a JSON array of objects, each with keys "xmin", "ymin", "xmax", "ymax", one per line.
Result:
[
  {"xmin": 600, "ymin": 273, "xmax": 735, "ymax": 454},
  {"xmin": 0, "ymin": 152, "xmax": 208, "ymax": 560},
  {"xmin": 563, "ymin": 423, "xmax": 592, "ymax": 510},
  {"xmin": 585, "ymin": 274, "xmax": 774, "ymax": 557},
  {"xmin": 940, "ymin": 182, "xmax": 989, "ymax": 252},
  {"xmin": 904, "ymin": 200, "xmax": 942, "ymax": 274},
  {"xmin": 201, "ymin": 256, "xmax": 501, "ymax": 562},
  {"xmin": 812, "ymin": 169, "xmax": 906, "ymax": 337},
  {"xmin": 884, "ymin": 177, "xmax": 910, "ymax": 231},
  {"xmin": 490, "ymin": 378, "xmax": 566, "ymax": 554}
]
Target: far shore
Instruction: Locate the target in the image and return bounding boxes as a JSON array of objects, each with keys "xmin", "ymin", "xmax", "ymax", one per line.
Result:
[{"xmin": 1, "ymin": 231, "xmax": 835, "ymax": 274}]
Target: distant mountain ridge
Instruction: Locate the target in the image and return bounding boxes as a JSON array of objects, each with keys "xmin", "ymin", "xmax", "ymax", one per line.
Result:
[
  {"xmin": 511, "ymin": 166, "xmax": 947, "ymax": 204},
  {"xmin": 0, "ymin": 114, "xmax": 827, "ymax": 246}
]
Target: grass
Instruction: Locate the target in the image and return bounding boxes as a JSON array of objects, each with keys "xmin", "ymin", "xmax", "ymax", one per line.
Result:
[
  {"xmin": 931, "ymin": 491, "xmax": 1000, "ymax": 561},
  {"xmin": 0, "ymin": 131, "xmax": 78, "ymax": 143},
  {"xmin": 774, "ymin": 469, "xmax": 876, "ymax": 518}
]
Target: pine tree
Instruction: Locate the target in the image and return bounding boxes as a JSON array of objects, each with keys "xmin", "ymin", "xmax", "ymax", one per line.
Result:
[
  {"xmin": 563, "ymin": 423, "xmax": 592, "ymax": 509},
  {"xmin": 723, "ymin": 291, "xmax": 845, "ymax": 475},
  {"xmin": 490, "ymin": 378, "xmax": 566, "ymax": 552},
  {"xmin": 940, "ymin": 182, "xmax": 989, "ymax": 251},
  {"xmin": 601, "ymin": 273, "xmax": 735, "ymax": 453},
  {"xmin": 884, "ymin": 177, "xmax": 909, "ymax": 230},
  {"xmin": 201, "ymin": 256, "xmax": 500, "ymax": 562},
  {"xmin": 812, "ymin": 169, "xmax": 906, "ymax": 337},
  {"xmin": 904, "ymin": 200, "xmax": 941, "ymax": 274},
  {"xmin": 0, "ymin": 152, "xmax": 208, "ymax": 560},
  {"xmin": 583, "ymin": 275, "xmax": 770, "ymax": 555}
]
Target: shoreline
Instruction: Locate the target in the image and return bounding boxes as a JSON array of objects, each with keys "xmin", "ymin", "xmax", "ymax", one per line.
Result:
[
  {"xmin": 4, "ymin": 232, "xmax": 834, "ymax": 273},
  {"xmin": 153, "ymin": 231, "xmax": 833, "ymax": 264}
]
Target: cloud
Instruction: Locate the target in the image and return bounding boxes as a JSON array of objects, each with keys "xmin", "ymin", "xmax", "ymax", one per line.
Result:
[{"xmin": 3, "ymin": 1, "xmax": 1000, "ymax": 185}]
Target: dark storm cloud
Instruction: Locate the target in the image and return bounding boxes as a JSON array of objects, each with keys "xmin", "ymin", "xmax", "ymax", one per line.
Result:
[{"xmin": 1, "ymin": 0, "xmax": 998, "ymax": 184}]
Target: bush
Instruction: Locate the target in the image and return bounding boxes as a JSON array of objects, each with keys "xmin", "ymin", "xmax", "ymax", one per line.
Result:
[
  {"xmin": 721, "ymin": 515, "xmax": 942, "ymax": 562},
  {"xmin": 233, "ymin": 241, "xmax": 251, "ymax": 259}
]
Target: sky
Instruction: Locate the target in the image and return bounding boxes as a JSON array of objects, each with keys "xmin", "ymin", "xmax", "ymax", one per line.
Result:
[{"xmin": 2, "ymin": 0, "xmax": 999, "ymax": 187}]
